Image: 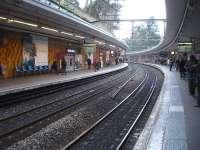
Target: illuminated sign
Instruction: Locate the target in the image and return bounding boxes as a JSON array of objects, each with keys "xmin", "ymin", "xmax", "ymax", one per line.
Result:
[
  {"xmin": 67, "ymin": 49, "xmax": 76, "ymax": 53},
  {"xmin": 178, "ymin": 43, "xmax": 192, "ymax": 52}
]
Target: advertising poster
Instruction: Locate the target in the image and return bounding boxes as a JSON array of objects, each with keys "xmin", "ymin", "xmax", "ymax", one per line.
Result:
[
  {"xmin": 23, "ymin": 34, "xmax": 48, "ymax": 67},
  {"xmin": 22, "ymin": 34, "xmax": 36, "ymax": 67}
]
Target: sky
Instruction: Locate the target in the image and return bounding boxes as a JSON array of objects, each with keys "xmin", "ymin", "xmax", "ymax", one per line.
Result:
[
  {"xmin": 78, "ymin": 0, "xmax": 166, "ymax": 39},
  {"xmin": 79, "ymin": 0, "xmax": 87, "ymax": 8}
]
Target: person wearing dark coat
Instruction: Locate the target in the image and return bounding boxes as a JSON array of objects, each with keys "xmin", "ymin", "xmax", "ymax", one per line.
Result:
[
  {"xmin": 185, "ymin": 55, "xmax": 198, "ymax": 96},
  {"xmin": 194, "ymin": 60, "xmax": 200, "ymax": 107},
  {"xmin": 51, "ymin": 61, "xmax": 58, "ymax": 73},
  {"xmin": 179, "ymin": 56, "xmax": 187, "ymax": 79},
  {"xmin": 61, "ymin": 58, "xmax": 66, "ymax": 73},
  {"xmin": 0, "ymin": 64, "xmax": 2, "ymax": 75},
  {"xmin": 87, "ymin": 58, "xmax": 91, "ymax": 69},
  {"xmin": 169, "ymin": 58, "xmax": 174, "ymax": 71}
]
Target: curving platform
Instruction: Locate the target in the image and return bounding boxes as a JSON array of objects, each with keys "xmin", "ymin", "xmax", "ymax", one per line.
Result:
[
  {"xmin": 134, "ymin": 64, "xmax": 200, "ymax": 150},
  {"xmin": 0, "ymin": 63, "xmax": 128, "ymax": 96}
]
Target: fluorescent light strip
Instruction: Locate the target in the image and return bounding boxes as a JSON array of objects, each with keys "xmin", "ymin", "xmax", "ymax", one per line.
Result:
[
  {"xmin": 178, "ymin": 42, "xmax": 192, "ymax": 45},
  {"xmin": 95, "ymin": 40, "xmax": 105, "ymax": 45},
  {"xmin": 75, "ymin": 35, "xmax": 85, "ymax": 39},
  {"xmin": 61, "ymin": 31, "xmax": 73, "ymax": 36},
  {"xmin": 110, "ymin": 44, "xmax": 116, "ymax": 48},
  {"xmin": 0, "ymin": 16, "xmax": 7, "ymax": 20},
  {"xmin": 12, "ymin": 19, "xmax": 38, "ymax": 27},
  {"xmin": 8, "ymin": 19, "xmax": 14, "ymax": 22},
  {"xmin": 41, "ymin": 26, "xmax": 58, "ymax": 32}
]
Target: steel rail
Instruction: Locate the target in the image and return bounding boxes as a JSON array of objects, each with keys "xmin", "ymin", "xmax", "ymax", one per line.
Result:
[
  {"xmin": 0, "ymin": 68, "xmax": 139, "ymax": 143},
  {"xmin": 116, "ymin": 73, "xmax": 158, "ymax": 150},
  {"xmin": 0, "ymin": 68, "xmax": 126, "ymax": 107},
  {"xmin": 0, "ymin": 69, "xmax": 135, "ymax": 122},
  {"xmin": 62, "ymin": 71, "xmax": 148, "ymax": 150},
  {"xmin": 111, "ymin": 71, "xmax": 136, "ymax": 99}
]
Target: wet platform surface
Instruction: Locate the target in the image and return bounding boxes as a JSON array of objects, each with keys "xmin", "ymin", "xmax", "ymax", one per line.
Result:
[
  {"xmin": 0, "ymin": 63, "xmax": 128, "ymax": 96},
  {"xmin": 135, "ymin": 64, "xmax": 200, "ymax": 150}
]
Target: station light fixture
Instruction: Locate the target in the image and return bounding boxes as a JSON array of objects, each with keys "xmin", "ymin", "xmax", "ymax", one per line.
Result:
[
  {"xmin": 0, "ymin": 16, "xmax": 7, "ymax": 20},
  {"xmin": 41, "ymin": 26, "xmax": 58, "ymax": 32},
  {"xmin": 61, "ymin": 31, "xmax": 73, "ymax": 36},
  {"xmin": 109, "ymin": 44, "xmax": 116, "ymax": 48},
  {"xmin": 75, "ymin": 34, "xmax": 85, "ymax": 39},
  {"xmin": 8, "ymin": 19, "xmax": 38, "ymax": 27},
  {"xmin": 7, "ymin": 19, "xmax": 14, "ymax": 23},
  {"xmin": 171, "ymin": 51, "xmax": 175, "ymax": 55},
  {"xmin": 95, "ymin": 40, "xmax": 105, "ymax": 45},
  {"xmin": 178, "ymin": 42, "xmax": 192, "ymax": 45}
]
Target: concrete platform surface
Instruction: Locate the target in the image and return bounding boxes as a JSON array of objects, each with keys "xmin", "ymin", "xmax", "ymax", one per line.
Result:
[
  {"xmin": 134, "ymin": 64, "xmax": 200, "ymax": 150},
  {"xmin": 0, "ymin": 63, "xmax": 128, "ymax": 96}
]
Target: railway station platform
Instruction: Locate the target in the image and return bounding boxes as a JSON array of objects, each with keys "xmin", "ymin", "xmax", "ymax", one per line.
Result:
[
  {"xmin": 0, "ymin": 63, "xmax": 128, "ymax": 96},
  {"xmin": 135, "ymin": 64, "xmax": 200, "ymax": 150}
]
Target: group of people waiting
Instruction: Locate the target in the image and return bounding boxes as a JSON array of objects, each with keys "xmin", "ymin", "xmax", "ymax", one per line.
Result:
[
  {"xmin": 87, "ymin": 58, "xmax": 100, "ymax": 72},
  {"xmin": 169, "ymin": 54, "xmax": 200, "ymax": 107},
  {"xmin": 51, "ymin": 58, "xmax": 67, "ymax": 73}
]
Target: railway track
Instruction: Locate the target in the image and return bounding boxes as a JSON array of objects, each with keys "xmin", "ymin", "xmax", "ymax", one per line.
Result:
[
  {"xmin": 0, "ymin": 65, "xmax": 142, "ymax": 149},
  {"xmin": 0, "ymin": 67, "xmax": 128, "ymax": 107},
  {"xmin": 0, "ymin": 67, "xmax": 134, "ymax": 120},
  {"xmin": 62, "ymin": 65, "xmax": 163, "ymax": 150},
  {"xmin": 1, "ymin": 64, "xmax": 164, "ymax": 150}
]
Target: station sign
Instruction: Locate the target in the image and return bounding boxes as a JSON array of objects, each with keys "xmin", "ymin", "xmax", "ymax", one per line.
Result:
[
  {"xmin": 83, "ymin": 44, "xmax": 96, "ymax": 54},
  {"xmin": 67, "ymin": 49, "xmax": 76, "ymax": 53},
  {"xmin": 178, "ymin": 43, "xmax": 192, "ymax": 53}
]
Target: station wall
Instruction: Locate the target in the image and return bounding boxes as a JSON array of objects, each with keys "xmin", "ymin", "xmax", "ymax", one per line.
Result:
[
  {"xmin": 48, "ymin": 38, "xmax": 67, "ymax": 67},
  {"xmin": 0, "ymin": 29, "xmax": 119, "ymax": 78},
  {"xmin": 0, "ymin": 31, "xmax": 22, "ymax": 78}
]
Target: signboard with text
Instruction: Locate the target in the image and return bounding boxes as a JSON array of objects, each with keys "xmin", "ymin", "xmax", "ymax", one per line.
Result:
[
  {"xmin": 178, "ymin": 44, "xmax": 192, "ymax": 53},
  {"xmin": 83, "ymin": 44, "xmax": 96, "ymax": 54}
]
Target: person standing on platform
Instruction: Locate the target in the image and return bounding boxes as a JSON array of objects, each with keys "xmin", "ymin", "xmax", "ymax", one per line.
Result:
[
  {"xmin": 169, "ymin": 58, "xmax": 174, "ymax": 71},
  {"xmin": 185, "ymin": 55, "xmax": 198, "ymax": 96},
  {"xmin": 115, "ymin": 57, "xmax": 118, "ymax": 65},
  {"xmin": 51, "ymin": 61, "xmax": 58, "ymax": 73},
  {"xmin": 175, "ymin": 58, "xmax": 180, "ymax": 71},
  {"xmin": 167, "ymin": 58, "xmax": 170, "ymax": 66},
  {"xmin": 93, "ymin": 58, "xmax": 97, "ymax": 72},
  {"xmin": 179, "ymin": 55, "xmax": 187, "ymax": 79},
  {"xmin": 0, "ymin": 63, "xmax": 2, "ymax": 75},
  {"xmin": 97, "ymin": 59, "xmax": 100, "ymax": 71},
  {"xmin": 87, "ymin": 58, "xmax": 91, "ymax": 69},
  {"xmin": 61, "ymin": 58, "xmax": 66, "ymax": 74},
  {"xmin": 194, "ymin": 59, "xmax": 200, "ymax": 107}
]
